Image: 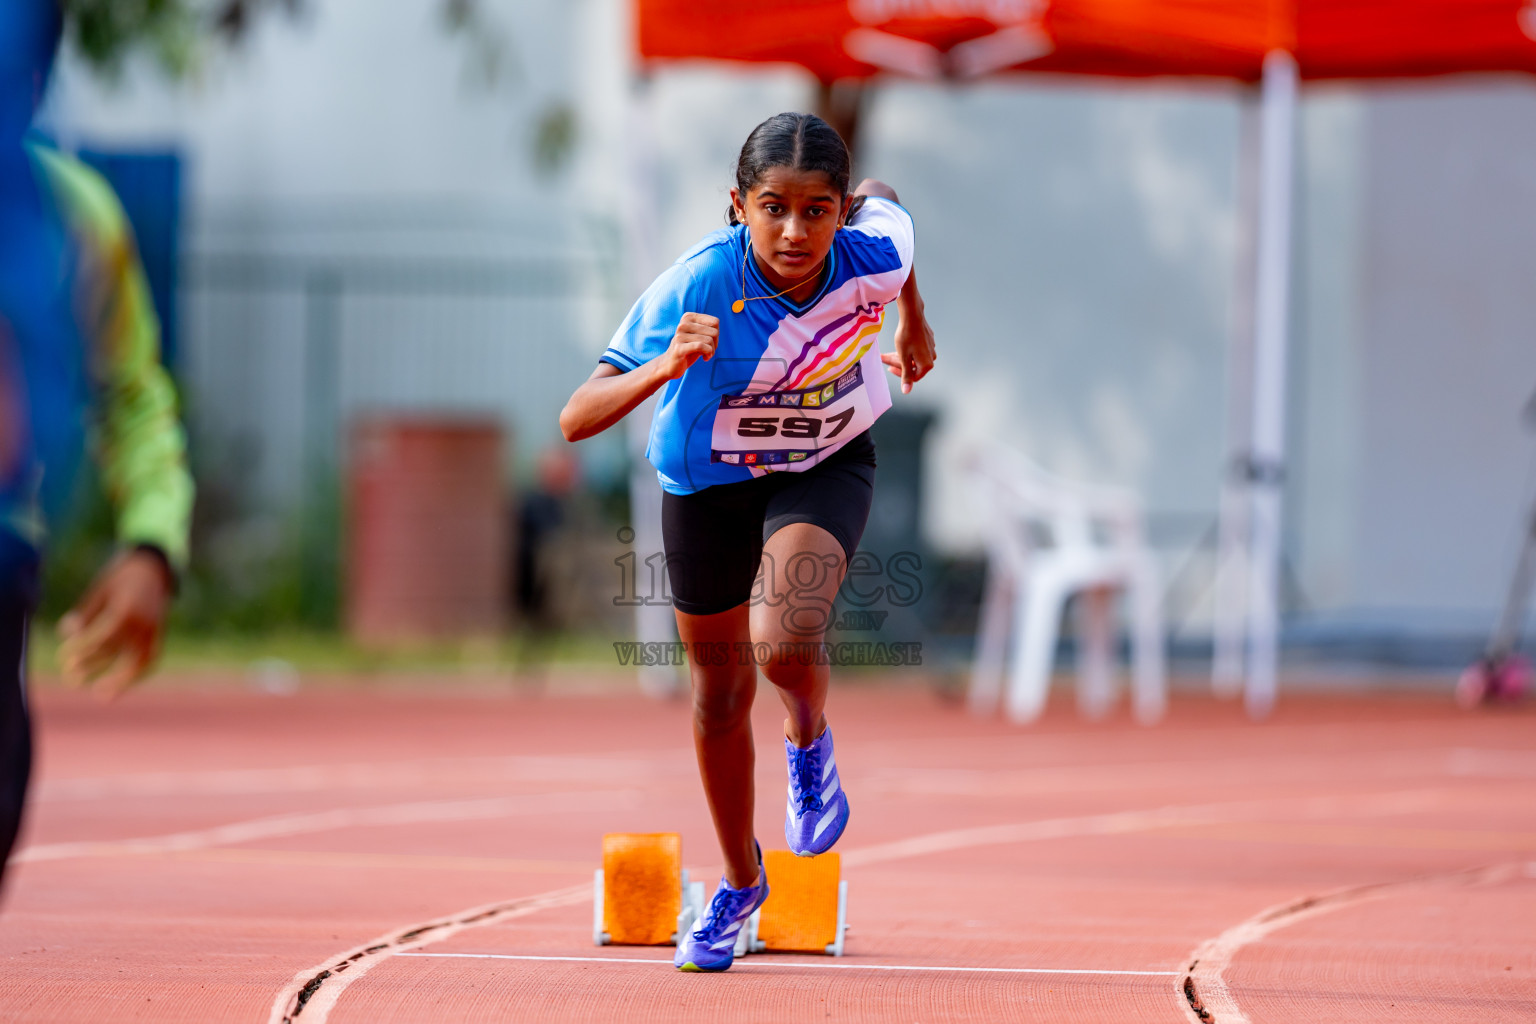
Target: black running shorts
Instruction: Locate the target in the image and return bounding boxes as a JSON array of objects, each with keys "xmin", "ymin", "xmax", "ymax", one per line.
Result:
[{"xmin": 661, "ymin": 431, "xmax": 877, "ymax": 616}]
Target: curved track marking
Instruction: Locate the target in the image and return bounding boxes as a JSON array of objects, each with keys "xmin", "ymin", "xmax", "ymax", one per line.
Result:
[
  {"xmin": 259, "ymin": 785, "xmax": 1471, "ymax": 1023},
  {"xmin": 267, "ymin": 884, "xmax": 590, "ymax": 1024},
  {"xmin": 1175, "ymin": 860, "xmax": 1532, "ymax": 1024},
  {"xmin": 14, "ymin": 789, "xmax": 637, "ymax": 863}
]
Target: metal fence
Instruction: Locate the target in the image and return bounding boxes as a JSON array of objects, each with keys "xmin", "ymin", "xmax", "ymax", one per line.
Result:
[
  {"xmin": 173, "ymin": 243, "xmax": 624, "ymax": 625},
  {"xmin": 179, "ymin": 249, "xmax": 618, "ymax": 512}
]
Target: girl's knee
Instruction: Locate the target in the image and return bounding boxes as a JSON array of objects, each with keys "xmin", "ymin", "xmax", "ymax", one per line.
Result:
[
  {"xmin": 755, "ymin": 600, "xmax": 836, "ymax": 642},
  {"xmin": 692, "ymin": 679, "xmax": 754, "ymax": 735},
  {"xmin": 753, "ymin": 635, "xmax": 828, "ymax": 681},
  {"xmin": 750, "ymin": 598, "xmax": 833, "ymax": 651}
]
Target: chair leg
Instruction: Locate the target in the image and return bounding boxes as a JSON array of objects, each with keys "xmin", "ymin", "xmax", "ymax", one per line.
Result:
[
  {"xmin": 1129, "ymin": 557, "xmax": 1168, "ymax": 724},
  {"xmin": 1075, "ymin": 586, "xmax": 1116, "ymax": 720},
  {"xmin": 1006, "ymin": 570, "xmax": 1066, "ymax": 724},
  {"xmin": 969, "ymin": 558, "xmax": 1013, "ymax": 716}
]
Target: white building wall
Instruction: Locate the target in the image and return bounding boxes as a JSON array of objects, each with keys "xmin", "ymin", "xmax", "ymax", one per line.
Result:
[
  {"xmin": 1289, "ymin": 89, "xmax": 1365, "ymax": 619},
  {"xmin": 43, "ymin": 0, "xmax": 625, "ymax": 511},
  {"xmin": 1348, "ymin": 81, "xmax": 1536, "ymax": 637}
]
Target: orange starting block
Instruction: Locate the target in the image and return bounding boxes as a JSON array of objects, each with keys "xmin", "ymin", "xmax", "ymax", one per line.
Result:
[
  {"xmin": 594, "ymin": 835, "xmax": 848, "ymax": 957},
  {"xmin": 743, "ymin": 850, "xmax": 848, "ymax": 956},
  {"xmin": 593, "ymin": 833, "xmax": 703, "ymax": 947}
]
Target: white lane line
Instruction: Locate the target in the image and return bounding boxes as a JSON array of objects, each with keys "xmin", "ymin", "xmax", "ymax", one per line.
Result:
[
  {"xmin": 398, "ymin": 952, "xmax": 1178, "ymax": 976},
  {"xmin": 1175, "ymin": 860, "xmax": 1531, "ymax": 1024},
  {"xmin": 37, "ymin": 742, "xmax": 1475, "ymax": 804},
  {"xmin": 14, "ymin": 789, "xmax": 637, "ymax": 863},
  {"xmin": 861, "ymin": 748, "xmax": 1477, "ymax": 801},
  {"xmin": 268, "ymin": 885, "xmax": 590, "ymax": 1024},
  {"xmin": 841, "ymin": 786, "xmax": 1455, "ymax": 868},
  {"xmin": 35, "ymin": 750, "xmax": 679, "ymax": 802},
  {"xmin": 1447, "ymin": 747, "xmax": 1536, "ymax": 779}
]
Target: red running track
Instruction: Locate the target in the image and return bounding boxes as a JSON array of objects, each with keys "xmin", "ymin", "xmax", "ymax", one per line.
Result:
[{"xmin": 2, "ymin": 676, "xmax": 1533, "ymax": 1023}]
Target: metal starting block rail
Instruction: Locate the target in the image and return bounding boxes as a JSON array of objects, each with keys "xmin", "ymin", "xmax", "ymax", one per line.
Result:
[{"xmin": 594, "ymin": 835, "xmax": 848, "ymax": 957}]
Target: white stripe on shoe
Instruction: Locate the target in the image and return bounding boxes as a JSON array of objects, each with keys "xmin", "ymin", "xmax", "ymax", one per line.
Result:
[
  {"xmin": 820, "ymin": 777, "xmax": 840, "ymax": 805},
  {"xmin": 813, "ymin": 797, "xmax": 843, "ymax": 841}
]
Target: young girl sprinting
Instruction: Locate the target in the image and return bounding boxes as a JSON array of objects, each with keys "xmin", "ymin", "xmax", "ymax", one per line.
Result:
[{"xmin": 560, "ymin": 112, "xmax": 934, "ymax": 972}]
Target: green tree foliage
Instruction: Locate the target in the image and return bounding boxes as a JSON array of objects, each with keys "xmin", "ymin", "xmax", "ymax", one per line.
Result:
[
  {"xmin": 59, "ymin": 0, "xmax": 303, "ymax": 79},
  {"xmin": 58, "ymin": 0, "xmax": 577, "ymax": 174}
]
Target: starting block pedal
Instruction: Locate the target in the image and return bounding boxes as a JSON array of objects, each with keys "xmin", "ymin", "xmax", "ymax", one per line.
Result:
[
  {"xmin": 593, "ymin": 833, "xmax": 705, "ymax": 947},
  {"xmin": 743, "ymin": 850, "xmax": 848, "ymax": 957}
]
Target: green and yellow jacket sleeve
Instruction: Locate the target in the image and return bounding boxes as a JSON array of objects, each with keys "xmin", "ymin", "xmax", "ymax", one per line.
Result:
[{"xmin": 28, "ymin": 144, "xmax": 194, "ymax": 573}]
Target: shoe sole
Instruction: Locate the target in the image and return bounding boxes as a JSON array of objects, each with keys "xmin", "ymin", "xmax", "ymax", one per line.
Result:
[{"xmin": 677, "ymin": 961, "xmax": 730, "ymax": 973}]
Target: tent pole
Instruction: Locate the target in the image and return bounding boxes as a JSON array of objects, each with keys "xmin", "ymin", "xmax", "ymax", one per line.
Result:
[
  {"xmin": 815, "ymin": 78, "xmax": 867, "ymax": 163},
  {"xmin": 1212, "ymin": 87, "xmax": 1262, "ymax": 697},
  {"xmin": 623, "ymin": 71, "xmax": 683, "ymax": 698},
  {"xmin": 1243, "ymin": 50, "xmax": 1298, "ymax": 719}
]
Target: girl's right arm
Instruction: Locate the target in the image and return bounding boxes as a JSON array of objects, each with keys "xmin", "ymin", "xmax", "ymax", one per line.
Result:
[{"xmin": 559, "ymin": 312, "xmax": 719, "ymax": 442}]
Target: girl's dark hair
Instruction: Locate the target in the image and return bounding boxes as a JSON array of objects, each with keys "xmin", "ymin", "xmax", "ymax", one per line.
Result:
[{"xmin": 727, "ymin": 112, "xmax": 851, "ymax": 225}]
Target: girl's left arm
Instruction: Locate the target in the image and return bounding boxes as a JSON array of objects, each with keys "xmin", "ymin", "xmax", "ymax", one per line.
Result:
[
  {"xmin": 852, "ymin": 179, "xmax": 935, "ymax": 394},
  {"xmin": 888, "ymin": 267, "xmax": 935, "ymax": 395}
]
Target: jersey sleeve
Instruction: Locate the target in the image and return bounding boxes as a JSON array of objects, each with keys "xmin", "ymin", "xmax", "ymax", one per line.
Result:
[
  {"xmin": 847, "ymin": 196, "xmax": 915, "ymax": 279},
  {"xmin": 599, "ymin": 261, "xmax": 700, "ymax": 373},
  {"xmin": 32, "ymin": 147, "xmax": 195, "ymax": 573}
]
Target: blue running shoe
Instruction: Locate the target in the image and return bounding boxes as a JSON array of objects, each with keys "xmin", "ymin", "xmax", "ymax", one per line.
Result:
[
  {"xmin": 673, "ymin": 846, "xmax": 769, "ymax": 972},
  {"xmin": 785, "ymin": 726, "xmax": 849, "ymax": 856}
]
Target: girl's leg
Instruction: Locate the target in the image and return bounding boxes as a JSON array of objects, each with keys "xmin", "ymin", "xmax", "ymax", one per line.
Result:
[
  {"xmin": 750, "ymin": 522, "xmax": 845, "ymax": 746},
  {"xmin": 675, "ymin": 602, "xmax": 759, "ymax": 888}
]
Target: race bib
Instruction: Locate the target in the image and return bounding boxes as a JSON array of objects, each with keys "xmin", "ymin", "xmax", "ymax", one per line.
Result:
[{"xmin": 710, "ymin": 363, "xmax": 876, "ymax": 470}]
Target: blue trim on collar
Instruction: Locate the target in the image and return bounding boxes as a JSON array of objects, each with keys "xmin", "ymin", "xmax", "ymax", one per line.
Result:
[{"xmin": 741, "ymin": 231, "xmax": 838, "ymax": 319}]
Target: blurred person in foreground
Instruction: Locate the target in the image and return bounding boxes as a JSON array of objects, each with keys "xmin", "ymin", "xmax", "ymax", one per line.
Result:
[{"xmin": 1, "ymin": 1, "xmax": 194, "ymax": 891}]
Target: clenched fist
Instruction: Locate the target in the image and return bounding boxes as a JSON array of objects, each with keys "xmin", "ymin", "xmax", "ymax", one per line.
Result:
[{"xmin": 658, "ymin": 313, "xmax": 718, "ymax": 381}]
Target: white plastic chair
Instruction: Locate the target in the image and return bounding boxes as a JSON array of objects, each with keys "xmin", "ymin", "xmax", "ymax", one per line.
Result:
[{"xmin": 966, "ymin": 444, "xmax": 1166, "ymax": 724}]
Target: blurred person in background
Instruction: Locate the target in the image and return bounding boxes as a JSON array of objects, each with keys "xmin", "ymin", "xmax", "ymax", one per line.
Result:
[
  {"xmin": 513, "ymin": 446, "xmax": 580, "ymax": 628},
  {"xmin": 1, "ymin": 0, "xmax": 194, "ymax": 893}
]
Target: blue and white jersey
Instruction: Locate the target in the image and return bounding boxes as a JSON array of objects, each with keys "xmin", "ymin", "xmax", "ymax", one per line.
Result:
[{"xmin": 601, "ymin": 196, "xmax": 914, "ymax": 495}]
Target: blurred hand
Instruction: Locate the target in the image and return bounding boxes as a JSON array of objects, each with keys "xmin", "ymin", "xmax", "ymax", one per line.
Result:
[{"xmin": 57, "ymin": 549, "xmax": 174, "ymax": 700}]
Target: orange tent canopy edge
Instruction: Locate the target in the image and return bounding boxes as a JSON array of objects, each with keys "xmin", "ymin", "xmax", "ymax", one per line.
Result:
[{"xmin": 637, "ymin": 0, "xmax": 1536, "ymax": 83}]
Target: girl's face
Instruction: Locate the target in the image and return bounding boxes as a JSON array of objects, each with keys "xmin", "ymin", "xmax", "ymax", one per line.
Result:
[{"xmin": 731, "ymin": 167, "xmax": 845, "ymax": 290}]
